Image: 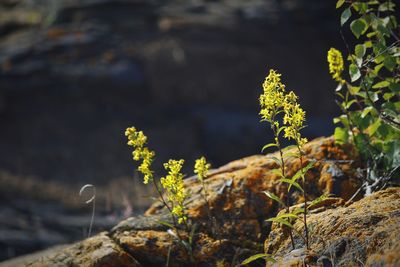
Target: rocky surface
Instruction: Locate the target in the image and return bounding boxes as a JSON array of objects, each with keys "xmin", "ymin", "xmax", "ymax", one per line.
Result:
[
  {"xmin": 265, "ymin": 187, "xmax": 400, "ymax": 267},
  {"xmin": 8, "ymin": 136, "xmax": 397, "ymax": 267}
]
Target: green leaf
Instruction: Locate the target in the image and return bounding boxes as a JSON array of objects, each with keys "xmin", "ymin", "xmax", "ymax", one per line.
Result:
[
  {"xmin": 266, "ymin": 217, "xmax": 293, "ymax": 228},
  {"xmin": 292, "ymin": 161, "xmax": 316, "ymax": 182},
  {"xmin": 372, "ymin": 80, "xmax": 390, "ymax": 89},
  {"xmin": 341, "ymin": 8, "xmax": 352, "ymax": 25},
  {"xmin": 365, "ymin": 119, "xmax": 382, "ymax": 135},
  {"xmin": 158, "ymin": 220, "xmax": 175, "ymax": 229},
  {"xmin": 348, "ymin": 85, "xmax": 360, "ymax": 94},
  {"xmin": 349, "ymin": 64, "xmax": 361, "ymax": 82},
  {"xmin": 336, "ymin": 0, "xmax": 345, "ymax": 9},
  {"xmin": 262, "ymin": 143, "xmax": 278, "ymax": 153},
  {"xmin": 263, "ymin": 191, "xmax": 285, "ymax": 207},
  {"xmin": 383, "ymin": 56, "xmax": 396, "ymax": 71},
  {"xmin": 334, "ymin": 127, "xmax": 349, "ymax": 144},
  {"xmin": 355, "ymin": 44, "xmax": 366, "ymax": 58},
  {"xmin": 361, "ymin": 106, "xmax": 374, "ymax": 118},
  {"xmin": 389, "ymin": 83, "xmax": 400, "ymax": 93},
  {"xmin": 308, "ymin": 194, "xmax": 332, "ymax": 209},
  {"xmin": 350, "ymin": 18, "xmax": 368, "ymax": 38},
  {"xmin": 280, "ymin": 178, "xmax": 304, "ymax": 192},
  {"xmin": 277, "ymin": 213, "xmax": 298, "ymax": 219},
  {"xmin": 270, "ymin": 156, "xmax": 283, "ymax": 166},
  {"xmin": 271, "ymin": 168, "xmax": 283, "ymax": 177},
  {"xmin": 241, "ymin": 253, "xmax": 275, "ymax": 265}
]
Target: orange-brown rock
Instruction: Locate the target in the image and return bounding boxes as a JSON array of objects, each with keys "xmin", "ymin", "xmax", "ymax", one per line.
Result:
[
  {"xmin": 23, "ymin": 136, "xmax": 371, "ymax": 267},
  {"xmin": 26, "ymin": 232, "xmax": 141, "ymax": 267},
  {"xmin": 264, "ymin": 187, "xmax": 400, "ymax": 267},
  {"xmin": 146, "ymin": 136, "xmax": 360, "ymax": 241}
]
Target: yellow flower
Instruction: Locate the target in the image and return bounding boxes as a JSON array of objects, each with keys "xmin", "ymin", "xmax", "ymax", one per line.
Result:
[
  {"xmin": 194, "ymin": 156, "xmax": 211, "ymax": 182},
  {"xmin": 161, "ymin": 159, "xmax": 187, "ymax": 224},
  {"xmin": 259, "ymin": 69, "xmax": 286, "ymax": 123},
  {"xmin": 125, "ymin": 127, "xmax": 155, "ymax": 184},
  {"xmin": 327, "ymin": 48, "xmax": 345, "ymax": 84},
  {"xmin": 283, "ymin": 91, "xmax": 308, "ymax": 147}
]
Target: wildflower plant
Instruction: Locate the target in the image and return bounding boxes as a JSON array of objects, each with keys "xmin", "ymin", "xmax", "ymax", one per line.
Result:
[{"xmin": 328, "ymin": 0, "xmax": 400, "ymax": 193}]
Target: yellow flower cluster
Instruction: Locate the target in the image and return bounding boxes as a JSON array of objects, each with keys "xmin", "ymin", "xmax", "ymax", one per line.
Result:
[
  {"xmin": 259, "ymin": 69, "xmax": 286, "ymax": 123},
  {"xmin": 260, "ymin": 69, "xmax": 308, "ymax": 147},
  {"xmin": 283, "ymin": 91, "xmax": 308, "ymax": 146},
  {"xmin": 194, "ymin": 156, "xmax": 211, "ymax": 181},
  {"xmin": 327, "ymin": 48, "xmax": 345, "ymax": 84},
  {"xmin": 161, "ymin": 159, "xmax": 187, "ymax": 224},
  {"xmin": 125, "ymin": 127, "xmax": 155, "ymax": 184}
]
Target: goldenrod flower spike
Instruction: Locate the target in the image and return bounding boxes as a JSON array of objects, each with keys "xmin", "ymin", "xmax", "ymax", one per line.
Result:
[
  {"xmin": 327, "ymin": 48, "xmax": 345, "ymax": 84},
  {"xmin": 161, "ymin": 159, "xmax": 187, "ymax": 224},
  {"xmin": 125, "ymin": 127, "xmax": 155, "ymax": 184},
  {"xmin": 194, "ymin": 156, "xmax": 211, "ymax": 182},
  {"xmin": 259, "ymin": 69, "xmax": 286, "ymax": 123},
  {"xmin": 283, "ymin": 91, "xmax": 308, "ymax": 147}
]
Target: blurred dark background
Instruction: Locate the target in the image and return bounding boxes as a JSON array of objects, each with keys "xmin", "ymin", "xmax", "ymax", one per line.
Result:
[{"xmin": 0, "ymin": 0, "xmax": 343, "ymax": 262}]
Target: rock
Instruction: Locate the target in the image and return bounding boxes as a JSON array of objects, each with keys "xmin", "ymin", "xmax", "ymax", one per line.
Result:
[
  {"xmin": 265, "ymin": 187, "xmax": 400, "ymax": 266},
  {"xmin": 24, "ymin": 136, "xmax": 369, "ymax": 266},
  {"xmin": 26, "ymin": 232, "xmax": 141, "ymax": 267},
  {"xmin": 145, "ymin": 136, "xmax": 360, "ymax": 241}
]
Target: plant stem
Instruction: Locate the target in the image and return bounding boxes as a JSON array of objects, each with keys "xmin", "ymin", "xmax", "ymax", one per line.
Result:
[
  {"xmin": 271, "ymin": 122, "xmax": 295, "ymax": 250},
  {"xmin": 296, "ymin": 145, "xmax": 309, "ymax": 250}
]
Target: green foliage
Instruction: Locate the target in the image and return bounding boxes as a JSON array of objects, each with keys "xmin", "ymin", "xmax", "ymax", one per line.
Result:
[
  {"xmin": 241, "ymin": 253, "xmax": 275, "ymax": 265},
  {"xmin": 329, "ymin": 0, "xmax": 400, "ymax": 185}
]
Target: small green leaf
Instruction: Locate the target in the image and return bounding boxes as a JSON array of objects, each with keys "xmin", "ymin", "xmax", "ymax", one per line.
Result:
[
  {"xmin": 372, "ymin": 80, "xmax": 390, "ymax": 89},
  {"xmin": 341, "ymin": 8, "xmax": 352, "ymax": 25},
  {"xmin": 158, "ymin": 220, "xmax": 175, "ymax": 229},
  {"xmin": 262, "ymin": 143, "xmax": 278, "ymax": 153},
  {"xmin": 348, "ymin": 85, "xmax": 360, "ymax": 94},
  {"xmin": 383, "ymin": 56, "xmax": 396, "ymax": 71},
  {"xmin": 361, "ymin": 106, "xmax": 374, "ymax": 118},
  {"xmin": 270, "ymin": 156, "xmax": 285, "ymax": 166},
  {"xmin": 349, "ymin": 64, "xmax": 361, "ymax": 82},
  {"xmin": 336, "ymin": 0, "xmax": 345, "ymax": 8},
  {"xmin": 350, "ymin": 18, "xmax": 368, "ymax": 38},
  {"xmin": 241, "ymin": 253, "xmax": 275, "ymax": 265},
  {"xmin": 277, "ymin": 213, "xmax": 298, "ymax": 219},
  {"xmin": 263, "ymin": 191, "xmax": 285, "ymax": 207},
  {"xmin": 280, "ymin": 178, "xmax": 304, "ymax": 192},
  {"xmin": 308, "ymin": 194, "xmax": 332, "ymax": 209},
  {"xmin": 270, "ymin": 168, "xmax": 283, "ymax": 177},
  {"xmin": 355, "ymin": 44, "xmax": 366, "ymax": 58},
  {"xmin": 292, "ymin": 161, "xmax": 316, "ymax": 182},
  {"xmin": 266, "ymin": 217, "xmax": 293, "ymax": 228}
]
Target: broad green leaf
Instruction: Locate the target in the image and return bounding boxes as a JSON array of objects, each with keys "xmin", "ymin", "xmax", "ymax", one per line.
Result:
[
  {"xmin": 365, "ymin": 119, "xmax": 381, "ymax": 135},
  {"xmin": 349, "ymin": 64, "xmax": 361, "ymax": 82},
  {"xmin": 336, "ymin": 0, "xmax": 345, "ymax": 9},
  {"xmin": 384, "ymin": 56, "xmax": 396, "ymax": 71},
  {"xmin": 262, "ymin": 143, "xmax": 278, "ymax": 152},
  {"xmin": 350, "ymin": 18, "xmax": 368, "ymax": 38},
  {"xmin": 389, "ymin": 83, "xmax": 400, "ymax": 93},
  {"xmin": 341, "ymin": 8, "xmax": 352, "ymax": 25},
  {"xmin": 334, "ymin": 127, "xmax": 349, "ymax": 144},
  {"xmin": 355, "ymin": 44, "xmax": 366, "ymax": 58},
  {"xmin": 263, "ymin": 191, "xmax": 285, "ymax": 207},
  {"xmin": 372, "ymin": 80, "xmax": 390, "ymax": 89},
  {"xmin": 280, "ymin": 178, "xmax": 304, "ymax": 192},
  {"xmin": 241, "ymin": 253, "xmax": 275, "ymax": 265},
  {"xmin": 345, "ymin": 99, "xmax": 357, "ymax": 109}
]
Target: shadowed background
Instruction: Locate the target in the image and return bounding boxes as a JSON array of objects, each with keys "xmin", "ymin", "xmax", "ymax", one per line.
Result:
[{"xmin": 0, "ymin": 0, "xmax": 343, "ymax": 261}]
